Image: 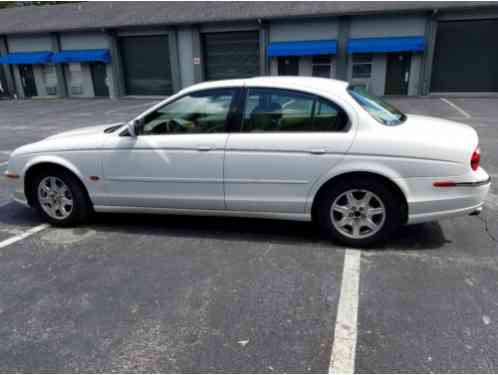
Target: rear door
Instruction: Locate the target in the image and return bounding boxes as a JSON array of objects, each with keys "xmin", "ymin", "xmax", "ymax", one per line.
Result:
[
  {"xmin": 90, "ymin": 62, "xmax": 109, "ymax": 97},
  {"xmin": 385, "ymin": 52, "xmax": 411, "ymax": 95},
  {"xmin": 19, "ymin": 65, "xmax": 37, "ymax": 98},
  {"xmin": 224, "ymin": 87, "xmax": 356, "ymax": 214}
]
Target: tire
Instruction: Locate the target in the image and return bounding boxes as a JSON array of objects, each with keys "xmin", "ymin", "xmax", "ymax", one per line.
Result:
[
  {"xmin": 315, "ymin": 177, "xmax": 403, "ymax": 247},
  {"xmin": 31, "ymin": 168, "xmax": 91, "ymax": 227}
]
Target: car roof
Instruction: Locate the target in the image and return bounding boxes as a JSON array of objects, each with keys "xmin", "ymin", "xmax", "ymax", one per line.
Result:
[{"xmin": 180, "ymin": 76, "xmax": 349, "ymax": 96}]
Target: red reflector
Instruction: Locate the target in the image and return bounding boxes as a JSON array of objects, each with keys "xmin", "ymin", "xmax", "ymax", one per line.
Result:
[
  {"xmin": 471, "ymin": 147, "xmax": 480, "ymax": 171},
  {"xmin": 89, "ymin": 176, "xmax": 100, "ymax": 181},
  {"xmin": 4, "ymin": 172, "xmax": 19, "ymax": 179},
  {"xmin": 433, "ymin": 181, "xmax": 456, "ymax": 187}
]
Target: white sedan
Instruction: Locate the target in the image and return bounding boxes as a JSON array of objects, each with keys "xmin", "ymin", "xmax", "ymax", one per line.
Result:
[{"xmin": 4, "ymin": 77, "xmax": 491, "ymax": 247}]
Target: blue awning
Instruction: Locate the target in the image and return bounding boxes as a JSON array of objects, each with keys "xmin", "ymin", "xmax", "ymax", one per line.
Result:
[
  {"xmin": 0, "ymin": 51, "xmax": 53, "ymax": 65},
  {"xmin": 268, "ymin": 40, "xmax": 337, "ymax": 57},
  {"xmin": 347, "ymin": 36, "xmax": 425, "ymax": 54},
  {"xmin": 52, "ymin": 49, "xmax": 110, "ymax": 64}
]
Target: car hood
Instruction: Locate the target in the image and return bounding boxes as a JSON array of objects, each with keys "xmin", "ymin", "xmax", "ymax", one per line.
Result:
[
  {"xmin": 10, "ymin": 122, "xmax": 126, "ymax": 157},
  {"xmin": 44, "ymin": 123, "xmax": 125, "ymax": 140}
]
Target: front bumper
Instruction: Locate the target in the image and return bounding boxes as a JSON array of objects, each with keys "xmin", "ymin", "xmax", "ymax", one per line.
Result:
[{"xmin": 4, "ymin": 170, "xmax": 29, "ymax": 207}]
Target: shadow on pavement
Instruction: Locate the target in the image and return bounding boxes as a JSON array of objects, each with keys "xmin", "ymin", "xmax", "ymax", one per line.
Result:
[
  {"xmin": 89, "ymin": 212, "xmax": 448, "ymax": 251},
  {"xmin": 0, "ymin": 202, "xmax": 450, "ymax": 250}
]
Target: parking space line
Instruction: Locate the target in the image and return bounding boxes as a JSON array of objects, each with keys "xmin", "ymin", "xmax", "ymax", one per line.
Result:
[
  {"xmin": 329, "ymin": 249, "xmax": 361, "ymax": 374},
  {"xmin": 441, "ymin": 98, "xmax": 471, "ymax": 119},
  {"xmin": 0, "ymin": 224, "xmax": 49, "ymax": 249}
]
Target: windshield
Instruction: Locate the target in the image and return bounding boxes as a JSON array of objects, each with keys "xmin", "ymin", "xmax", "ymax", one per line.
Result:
[{"xmin": 347, "ymin": 85, "xmax": 406, "ymax": 126}]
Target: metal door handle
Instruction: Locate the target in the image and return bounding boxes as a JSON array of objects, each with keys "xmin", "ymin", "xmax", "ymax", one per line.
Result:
[
  {"xmin": 197, "ymin": 145, "xmax": 213, "ymax": 151},
  {"xmin": 309, "ymin": 148, "xmax": 327, "ymax": 155}
]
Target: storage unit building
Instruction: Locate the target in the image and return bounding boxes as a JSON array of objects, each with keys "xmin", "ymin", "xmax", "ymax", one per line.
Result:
[{"xmin": 0, "ymin": 2, "xmax": 496, "ymax": 99}]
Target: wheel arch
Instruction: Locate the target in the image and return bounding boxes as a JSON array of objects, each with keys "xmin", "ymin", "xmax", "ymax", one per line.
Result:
[
  {"xmin": 23, "ymin": 156, "xmax": 91, "ymax": 208},
  {"xmin": 309, "ymin": 171, "xmax": 409, "ymax": 224}
]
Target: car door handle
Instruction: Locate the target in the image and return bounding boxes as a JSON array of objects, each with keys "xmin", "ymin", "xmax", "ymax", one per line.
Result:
[
  {"xmin": 309, "ymin": 148, "xmax": 327, "ymax": 155},
  {"xmin": 197, "ymin": 145, "xmax": 213, "ymax": 151}
]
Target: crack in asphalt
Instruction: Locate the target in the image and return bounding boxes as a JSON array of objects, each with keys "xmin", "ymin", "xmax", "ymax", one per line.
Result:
[{"xmin": 476, "ymin": 215, "xmax": 498, "ymax": 243}]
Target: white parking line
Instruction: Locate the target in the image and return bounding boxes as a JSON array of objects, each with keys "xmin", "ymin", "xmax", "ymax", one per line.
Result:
[
  {"xmin": 329, "ymin": 249, "xmax": 361, "ymax": 374},
  {"xmin": 441, "ymin": 98, "xmax": 471, "ymax": 119},
  {"xmin": 0, "ymin": 224, "xmax": 49, "ymax": 249}
]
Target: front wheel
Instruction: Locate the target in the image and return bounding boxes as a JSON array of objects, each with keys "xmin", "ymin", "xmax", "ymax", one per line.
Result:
[
  {"xmin": 316, "ymin": 178, "xmax": 402, "ymax": 247},
  {"xmin": 31, "ymin": 169, "xmax": 91, "ymax": 226}
]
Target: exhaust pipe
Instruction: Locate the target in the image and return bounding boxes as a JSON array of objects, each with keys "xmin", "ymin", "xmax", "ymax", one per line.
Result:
[{"xmin": 469, "ymin": 206, "xmax": 483, "ymax": 216}]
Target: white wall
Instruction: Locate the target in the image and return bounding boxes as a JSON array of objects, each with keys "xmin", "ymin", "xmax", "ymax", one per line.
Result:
[
  {"xmin": 270, "ymin": 19, "xmax": 339, "ymax": 42},
  {"xmin": 7, "ymin": 34, "xmax": 57, "ymax": 97},
  {"xmin": 350, "ymin": 15, "xmax": 426, "ymax": 38},
  {"xmin": 60, "ymin": 32, "xmax": 110, "ymax": 98},
  {"xmin": 348, "ymin": 15, "xmax": 426, "ymax": 95},
  {"xmin": 269, "ymin": 19, "xmax": 339, "ymax": 78},
  {"xmin": 59, "ymin": 32, "xmax": 109, "ymax": 50},
  {"xmin": 7, "ymin": 34, "xmax": 52, "ymax": 52}
]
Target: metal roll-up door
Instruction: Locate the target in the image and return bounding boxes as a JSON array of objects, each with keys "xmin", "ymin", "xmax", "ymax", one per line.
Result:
[
  {"xmin": 431, "ymin": 19, "xmax": 498, "ymax": 92},
  {"xmin": 119, "ymin": 35, "xmax": 173, "ymax": 96},
  {"xmin": 203, "ymin": 31, "xmax": 259, "ymax": 81}
]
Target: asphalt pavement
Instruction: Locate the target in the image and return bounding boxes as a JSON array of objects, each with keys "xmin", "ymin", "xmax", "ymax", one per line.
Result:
[{"xmin": 0, "ymin": 96, "xmax": 496, "ymax": 372}]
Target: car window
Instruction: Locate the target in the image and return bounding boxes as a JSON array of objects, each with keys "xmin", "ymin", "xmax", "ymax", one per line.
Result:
[
  {"xmin": 138, "ymin": 88, "xmax": 236, "ymax": 135},
  {"xmin": 347, "ymin": 85, "xmax": 406, "ymax": 126},
  {"xmin": 241, "ymin": 88, "xmax": 349, "ymax": 133},
  {"xmin": 314, "ymin": 99, "xmax": 349, "ymax": 132},
  {"xmin": 242, "ymin": 88, "xmax": 315, "ymax": 132}
]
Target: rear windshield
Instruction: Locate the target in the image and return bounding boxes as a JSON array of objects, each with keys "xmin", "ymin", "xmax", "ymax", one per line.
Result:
[{"xmin": 347, "ymin": 85, "xmax": 406, "ymax": 126}]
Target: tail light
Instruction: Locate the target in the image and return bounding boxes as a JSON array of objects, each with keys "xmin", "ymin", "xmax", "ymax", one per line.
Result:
[{"xmin": 471, "ymin": 147, "xmax": 480, "ymax": 171}]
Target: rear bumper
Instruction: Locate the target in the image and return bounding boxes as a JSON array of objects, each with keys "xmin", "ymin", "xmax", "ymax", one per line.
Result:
[{"xmin": 406, "ymin": 172, "xmax": 491, "ymax": 224}]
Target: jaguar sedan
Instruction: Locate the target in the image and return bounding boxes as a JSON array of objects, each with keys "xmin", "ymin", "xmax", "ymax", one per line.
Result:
[{"xmin": 4, "ymin": 77, "xmax": 491, "ymax": 247}]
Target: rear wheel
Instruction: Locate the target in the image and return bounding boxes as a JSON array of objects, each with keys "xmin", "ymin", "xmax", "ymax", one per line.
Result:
[
  {"xmin": 316, "ymin": 178, "xmax": 402, "ymax": 247},
  {"xmin": 31, "ymin": 169, "xmax": 91, "ymax": 226}
]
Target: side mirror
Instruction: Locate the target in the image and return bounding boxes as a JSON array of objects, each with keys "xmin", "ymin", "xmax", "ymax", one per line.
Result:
[{"xmin": 127, "ymin": 118, "xmax": 142, "ymax": 137}]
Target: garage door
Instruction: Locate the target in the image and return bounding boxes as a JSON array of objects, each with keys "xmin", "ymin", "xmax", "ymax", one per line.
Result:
[
  {"xmin": 431, "ymin": 19, "xmax": 498, "ymax": 92},
  {"xmin": 119, "ymin": 35, "xmax": 173, "ymax": 96},
  {"xmin": 203, "ymin": 31, "xmax": 259, "ymax": 81}
]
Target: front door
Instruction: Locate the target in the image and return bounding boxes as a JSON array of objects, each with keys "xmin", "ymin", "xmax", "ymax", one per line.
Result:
[
  {"xmin": 278, "ymin": 56, "xmax": 299, "ymax": 76},
  {"xmin": 385, "ymin": 52, "xmax": 411, "ymax": 95},
  {"xmin": 90, "ymin": 62, "xmax": 109, "ymax": 97},
  {"xmin": 224, "ymin": 87, "xmax": 355, "ymax": 214},
  {"xmin": 100, "ymin": 87, "xmax": 240, "ymax": 210},
  {"xmin": 19, "ymin": 64, "xmax": 37, "ymax": 98}
]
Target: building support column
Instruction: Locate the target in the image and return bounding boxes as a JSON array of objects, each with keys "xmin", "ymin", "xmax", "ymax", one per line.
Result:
[
  {"xmin": 168, "ymin": 27, "xmax": 181, "ymax": 94},
  {"xmin": 106, "ymin": 30, "xmax": 125, "ymax": 99},
  {"xmin": 50, "ymin": 33, "xmax": 68, "ymax": 98},
  {"xmin": 336, "ymin": 16, "xmax": 351, "ymax": 81},
  {"xmin": 192, "ymin": 26, "xmax": 203, "ymax": 83},
  {"xmin": 0, "ymin": 36, "xmax": 16, "ymax": 98},
  {"xmin": 421, "ymin": 10, "xmax": 438, "ymax": 95},
  {"xmin": 12, "ymin": 65, "xmax": 25, "ymax": 99},
  {"xmin": 259, "ymin": 21, "xmax": 269, "ymax": 75}
]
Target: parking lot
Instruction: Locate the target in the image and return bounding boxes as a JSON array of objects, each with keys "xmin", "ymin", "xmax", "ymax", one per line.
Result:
[{"xmin": 0, "ymin": 96, "xmax": 497, "ymax": 372}]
